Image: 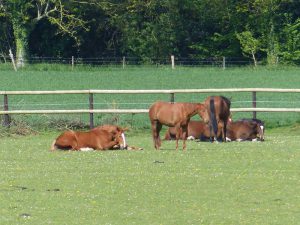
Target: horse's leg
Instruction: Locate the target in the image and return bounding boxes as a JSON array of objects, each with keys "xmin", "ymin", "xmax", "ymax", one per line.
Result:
[
  {"xmin": 174, "ymin": 124, "xmax": 182, "ymax": 151},
  {"xmin": 151, "ymin": 120, "xmax": 162, "ymax": 150},
  {"xmin": 223, "ymin": 120, "xmax": 227, "ymax": 142},
  {"xmin": 100, "ymin": 140, "xmax": 118, "ymax": 150},
  {"xmin": 181, "ymin": 124, "xmax": 188, "ymax": 151},
  {"xmin": 151, "ymin": 120, "xmax": 158, "ymax": 149},
  {"xmin": 156, "ymin": 122, "xmax": 163, "ymax": 149}
]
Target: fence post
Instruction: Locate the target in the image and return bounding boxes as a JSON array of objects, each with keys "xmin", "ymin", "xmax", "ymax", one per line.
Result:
[
  {"xmin": 89, "ymin": 93, "xmax": 94, "ymax": 129},
  {"xmin": 252, "ymin": 91, "xmax": 257, "ymax": 119},
  {"xmin": 222, "ymin": 57, "xmax": 226, "ymax": 69},
  {"xmin": 3, "ymin": 94, "xmax": 11, "ymax": 127},
  {"xmin": 171, "ymin": 55, "xmax": 175, "ymax": 69},
  {"xmin": 71, "ymin": 56, "xmax": 74, "ymax": 70},
  {"xmin": 122, "ymin": 56, "xmax": 126, "ymax": 69},
  {"xmin": 9, "ymin": 49, "xmax": 17, "ymax": 72},
  {"xmin": 170, "ymin": 93, "xmax": 175, "ymax": 103}
]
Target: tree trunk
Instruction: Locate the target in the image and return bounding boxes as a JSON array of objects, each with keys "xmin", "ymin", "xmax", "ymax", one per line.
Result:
[
  {"xmin": 251, "ymin": 50, "xmax": 257, "ymax": 67},
  {"xmin": 12, "ymin": 20, "xmax": 29, "ymax": 67}
]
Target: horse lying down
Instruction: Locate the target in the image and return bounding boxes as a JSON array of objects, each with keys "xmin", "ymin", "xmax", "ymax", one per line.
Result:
[
  {"xmin": 164, "ymin": 120, "xmax": 221, "ymax": 141},
  {"xmin": 226, "ymin": 119, "xmax": 264, "ymax": 142},
  {"xmin": 164, "ymin": 119, "xmax": 264, "ymax": 142},
  {"xmin": 51, "ymin": 125, "xmax": 143, "ymax": 151}
]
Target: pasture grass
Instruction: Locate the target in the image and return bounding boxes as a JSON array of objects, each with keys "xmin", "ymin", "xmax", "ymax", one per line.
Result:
[
  {"xmin": 1, "ymin": 126, "xmax": 300, "ymax": 225},
  {"xmin": 1, "ymin": 66, "xmax": 300, "ymax": 129}
]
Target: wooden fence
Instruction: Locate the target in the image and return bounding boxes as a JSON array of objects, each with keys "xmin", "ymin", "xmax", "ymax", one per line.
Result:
[{"xmin": 1, "ymin": 88, "xmax": 300, "ymax": 128}]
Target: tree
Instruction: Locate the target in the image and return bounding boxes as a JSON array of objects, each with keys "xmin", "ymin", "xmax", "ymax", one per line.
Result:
[
  {"xmin": 236, "ymin": 31, "xmax": 261, "ymax": 66},
  {"xmin": 0, "ymin": 0, "xmax": 86, "ymax": 66},
  {"xmin": 280, "ymin": 18, "xmax": 300, "ymax": 64}
]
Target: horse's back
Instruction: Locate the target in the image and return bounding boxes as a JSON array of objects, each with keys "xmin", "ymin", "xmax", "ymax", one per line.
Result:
[
  {"xmin": 149, "ymin": 101, "xmax": 186, "ymax": 124},
  {"xmin": 204, "ymin": 96, "xmax": 231, "ymax": 114}
]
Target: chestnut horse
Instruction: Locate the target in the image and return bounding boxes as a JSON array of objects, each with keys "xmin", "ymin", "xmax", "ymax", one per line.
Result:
[
  {"xmin": 94, "ymin": 124, "xmax": 128, "ymax": 148},
  {"xmin": 226, "ymin": 120, "xmax": 264, "ymax": 141},
  {"xmin": 203, "ymin": 96, "xmax": 231, "ymax": 142},
  {"xmin": 50, "ymin": 126, "xmax": 126, "ymax": 151},
  {"xmin": 94, "ymin": 124, "xmax": 143, "ymax": 150},
  {"xmin": 164, "ymin": 120, "xmax": 222, "ymax": 141},
  {"xmin": 149, "ymin": 101, "xmax": 208, "ymax": 150}
]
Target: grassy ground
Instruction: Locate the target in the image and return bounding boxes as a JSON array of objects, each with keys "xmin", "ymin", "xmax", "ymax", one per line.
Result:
[
  {"xmin": 1, "ymin": 126, "xmax": 300, "ymax": 225},
  {"xmin": 1, "ymin": 66, "xmax": 300, "ymax": 128}
]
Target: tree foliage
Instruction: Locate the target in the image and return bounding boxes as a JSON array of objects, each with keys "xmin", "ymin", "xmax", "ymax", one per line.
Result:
[{"xmin": 0, "ymin": 0, "xmax": 300, "ymax": 65}]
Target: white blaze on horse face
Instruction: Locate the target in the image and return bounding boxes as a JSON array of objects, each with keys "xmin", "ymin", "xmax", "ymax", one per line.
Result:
[
  {"xmin": 121, "ymin": 132, "xmax": 126, "ymax": 148},
  {"xmin": 260, "ymin": 125, "xmax": 264, "ymax": 132}
]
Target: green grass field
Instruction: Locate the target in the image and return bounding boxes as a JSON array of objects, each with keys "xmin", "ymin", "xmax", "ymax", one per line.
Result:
[
  {"xmin": 1, "ymin": 126, "xmax": 300, "ymax": 225},
  {"xmin": 1, "ymin": 66, "xmax": 300, "ymax": 129},
  {"xmin": 1, "ymin": 66, "xmax": 300, "ymax": 224}
]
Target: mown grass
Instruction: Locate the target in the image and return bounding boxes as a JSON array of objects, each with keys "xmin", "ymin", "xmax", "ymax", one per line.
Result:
[
  {"xmin": 1, "ymin": 66, "xmax": 300, "ymax": 129},
  {"xmin": 1, "ymin": 126, "xmax": 300, "ymax": 225}
]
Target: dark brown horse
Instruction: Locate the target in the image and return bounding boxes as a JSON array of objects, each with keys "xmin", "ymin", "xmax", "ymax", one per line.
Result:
[
  {"xmin": 203, "ymin": 96, "xmax": 231, "ymax": 142},
  {"xmin": 50, "ymin": 126, "xmax": 126, "ymax": 151},
  {"xmin": 226, "ymin": 120, "xmax": 264, "ymax": 141},
  {"xmin": 237, "ymin": 118, "xmax": 265, "ymax": 141},
  {"xmin": 149, "ymin": 101, "xmax": 208, "ymax": 150},
  {"xmin": 164, "ymin": 120, "xmax": 222, "ymax": 141}
]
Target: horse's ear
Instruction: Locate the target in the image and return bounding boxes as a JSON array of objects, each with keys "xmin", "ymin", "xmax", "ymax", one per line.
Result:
[{"xmin": 121, "ymin": 127, "xmax": 129, "ymax": 132}]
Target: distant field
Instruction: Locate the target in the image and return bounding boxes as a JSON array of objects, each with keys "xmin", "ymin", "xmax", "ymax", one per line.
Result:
[
  {"xmin": 0, "ymin": 66, "xmax": 300, "ymax": 129},
  {"xmin": 0, "ymin": 126, "xmax": 300, "ymax": 224}
]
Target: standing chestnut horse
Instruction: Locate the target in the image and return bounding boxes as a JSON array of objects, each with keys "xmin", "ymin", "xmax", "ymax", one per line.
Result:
[
  {"xmin": 149, "ymin": 101, "xmax": 207, "ymax": 150},
  {"xmin": 203, "ymin": 96, "xmax": 231, "ymax": 142}
]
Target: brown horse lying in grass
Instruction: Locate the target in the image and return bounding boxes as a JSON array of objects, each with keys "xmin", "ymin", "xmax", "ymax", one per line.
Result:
[
  {"xmin": 226, "ymin": 120, "xmax": 264, "ymax": 142},
  {"xmin": 164, "ymin": 120, "xmax": 222, "ymax": 141},
  {"xmin": 51, "ymin": 125, "xmax": 127, "ymax": 151},
  {"xmin": 164, "ymin": 118, "xmax": 264, "ymax": 142},
  {"xmin": 94, "ymin": 125, "xmax": 143, "ymax": 150},
  {"xmin": 149, "ymin": 101, "xmax": 208, "ymax": 150}
]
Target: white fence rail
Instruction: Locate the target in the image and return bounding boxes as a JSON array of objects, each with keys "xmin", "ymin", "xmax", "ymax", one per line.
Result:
[{"xmin": 1, "ymin": 88, "xmax": 300, "ymax": 128}]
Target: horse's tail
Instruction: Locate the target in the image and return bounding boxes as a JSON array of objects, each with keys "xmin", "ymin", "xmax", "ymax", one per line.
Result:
[
  {"xmin": 50, "ymin": 139, "xmax": 57, "ymax": 151},
  {"xmin": 210, "ymin": 97, "xmax": 218, "ymax": 137}
]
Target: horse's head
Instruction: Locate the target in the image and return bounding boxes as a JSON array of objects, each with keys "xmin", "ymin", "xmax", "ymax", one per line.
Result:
[
  {"xmin": 197, "ymin": 104, "xmax": 210, "ymax": 123},
  {"xmin": 114, "ymin": 128, "xmax": 128, "ymax": 150},
  {"xmin": 257, "ymin": 124, "xmax": 265, "ymax": 141}
]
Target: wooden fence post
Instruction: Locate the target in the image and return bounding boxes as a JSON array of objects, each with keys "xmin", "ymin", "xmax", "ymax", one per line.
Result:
[
  {"xmin": 89, "ymin": 93, "xmax": 94, "ymax": 129},
  {"xmin": 170, "ymin": 93, "xmax": 175, "ymax": 103},
  {"xmin": 2, "ymin": 94, "xmax": 11, "ymax": 127},
  {"xmin": 122, "ymin": 56, "xmax": 126, "ymax": 69},
  {"xmin": 252, "ymin": 91, "xmax": 257, "ymax": 119},
  {"xmin": 71, "ymin": 56, "xmax": 74, "ymax": 70},
  {"xmin": 222, "ymin": 57, "xmax": 226, "ymax": 69},
  {"xmin": 171, "ymin": 55, "xmax": 175, "ymax": 69}
]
